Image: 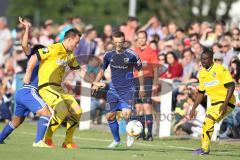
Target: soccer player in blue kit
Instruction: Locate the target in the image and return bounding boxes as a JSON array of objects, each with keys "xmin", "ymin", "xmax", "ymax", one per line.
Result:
[
  {"xmin": 0, "ymin": 17, "xmax": 52, "ymax": 147},
  {"xmin": 92, "ymin": 31, "xmax": 144, "ymax": 148}
]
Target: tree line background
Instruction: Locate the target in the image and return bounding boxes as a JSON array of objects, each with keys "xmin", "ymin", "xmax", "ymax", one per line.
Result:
[{"xmin": 6, "ymin": 0, "xmax": 237, "ymax": 32}]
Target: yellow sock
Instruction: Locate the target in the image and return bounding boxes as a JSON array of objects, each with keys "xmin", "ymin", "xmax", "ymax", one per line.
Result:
[
  {"xmin": 201, "ymin": 117, "xmax": 215, "ymax": 152},
  {"xmin": 45, "ymin": 115, "xmax": 63, "ymax": 140},
  {"xmin": 45, "ymin": 104, "xmax": 68, "ymax": 140},
  {"xmin": 64, "ymin": 113, "xmax": 81, "ymax": 143}
]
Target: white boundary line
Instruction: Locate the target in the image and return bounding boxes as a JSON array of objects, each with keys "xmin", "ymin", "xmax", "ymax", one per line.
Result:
[
  {"xmin": 4, "ymin": 131, "xmax": 238, "ymax": 157},
  {"xmin": 14, "ymin": 131, "xmax": 239, "ymax": 156},
  {"xmin": 17, "ymin": 131, "xmax": 194, "ymax": 150}
]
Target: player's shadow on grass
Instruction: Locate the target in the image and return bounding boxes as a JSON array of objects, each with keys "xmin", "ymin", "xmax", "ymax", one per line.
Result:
[{"xmin": 206, "ymin": 149, "xmax": 240, "ymax": 158}]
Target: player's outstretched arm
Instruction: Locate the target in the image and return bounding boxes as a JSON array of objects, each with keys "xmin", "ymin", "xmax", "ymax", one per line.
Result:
[
  {"xmin": 94, "ymin": 69, "xmax": 104, "ymax": 83},
  {"xmin": 92, "ymin": 69, "xmax": 105, "ymax": 94},
  {"xmin": 189, "ymin": 92, "xmax": 204, "ymax": 120},
  {"xmin": 19, "ymin": 17, "xmax": 31, "ymax": 55},
  {"xmin": 23, "ymin": 54, "xmax": 38, "ymax": 84}
]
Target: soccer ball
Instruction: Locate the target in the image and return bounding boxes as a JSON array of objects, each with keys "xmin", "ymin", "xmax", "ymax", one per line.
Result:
[{"xmin": 126, "ymin": 120, "xmax": 143, "ymax": 137}]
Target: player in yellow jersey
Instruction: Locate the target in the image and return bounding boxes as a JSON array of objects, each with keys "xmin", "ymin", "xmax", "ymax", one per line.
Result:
[
  {"xmin": 190, "ymin": 48, "xmax": 236, "ymax": 155},
  {"xmin": 24, "ymin": 28, "xmax": 93, "ymax": 148}
]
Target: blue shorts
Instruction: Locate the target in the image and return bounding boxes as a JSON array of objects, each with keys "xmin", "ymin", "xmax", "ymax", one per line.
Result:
[
  {"xmin": 106, "ymin": 87, "xmax": 134, "ymax": 112},
  {"xmin": 15, "ymin": 85, "xmax": 47, "ymax": 117}
]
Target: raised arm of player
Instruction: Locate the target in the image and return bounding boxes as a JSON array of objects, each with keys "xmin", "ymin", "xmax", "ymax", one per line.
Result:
[
  {"xmin": 19, "ymin": 17, "xmax": 31, "ymax": 55},
  {"xmin": 23, "ymin": 54, "xmax": 38, "ymax": 84},
  {"xmin": 92, "ymin": 52, "xmax": 110, "ymax": 94}
]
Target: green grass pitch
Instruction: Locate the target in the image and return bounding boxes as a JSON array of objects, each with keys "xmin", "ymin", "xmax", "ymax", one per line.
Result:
[{"xmin": 0, "ymin": 122, "xmax": 240, "ymax": 160}]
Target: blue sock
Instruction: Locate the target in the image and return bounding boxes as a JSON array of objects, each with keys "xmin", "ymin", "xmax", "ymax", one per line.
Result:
[
  {"xmin": 0, "ymin": 122, "xmax": 15, "ymax": 143},
  {"xmin": 108, "ymin": 119, "xmax": 120, "ymax": 142},
  {"xmin": 35, "ymin": 116, "xmax": 50, "ymax": 143}
]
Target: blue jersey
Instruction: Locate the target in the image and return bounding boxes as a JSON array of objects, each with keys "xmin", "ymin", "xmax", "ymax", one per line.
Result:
[
  {"xmin": 26, "ymin": 51, "xmax": 39, "ymax": 88},
  {"xmin": 102, "ymin": 49, "xmax": 142, "ymax": 91},
  {"xmin": 14, "ymin": 50, "xmax": 46, "ymax": 117}
]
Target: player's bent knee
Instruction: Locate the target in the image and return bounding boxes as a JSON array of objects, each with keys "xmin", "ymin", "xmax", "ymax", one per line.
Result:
[
  {"xmin": 206, "ymin": 114, "xmax": 216, "ymax": 122},
  {"xmin": 106, "ymin": 112, "xmax": 116, "ymax": 121},
  {"xmin": 72, "ymin": 105, "xmax": 82, "ymax": 115},
  {"xmin": 136, "ymin": 110, "xmax": 144, "ymax": 116},
  {"xmin": 36, "ymin": 106, "xmax": 52, "ymax": 117},
  {"xmin": 122, "ymin": 114, "xmax": 130, "ymax": 121},
  {"xmin": 12, "ymin": 117, "xmax": 25, "ymax": 128},
  {"xmin": 121, "ymin": 111, "xmax": 130, "ymax": 120}
]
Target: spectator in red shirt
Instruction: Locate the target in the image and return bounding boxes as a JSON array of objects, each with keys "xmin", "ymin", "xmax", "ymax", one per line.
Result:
[{"xmin": 161, "ymin": 52, "xmax": 183, "ymax": 79}]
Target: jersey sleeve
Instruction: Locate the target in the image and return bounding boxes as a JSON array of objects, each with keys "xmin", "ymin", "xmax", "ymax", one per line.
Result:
[
  {"xmin": 219, "ymin": 66, "xmax": 234, "ymax": 85},
  {"xmin": 68, "ymin": 53, "xmax": 80, "ymax": 70},
  {"xmin": 101, "ymin": 52, "xmax": 110, "ymax": 70},
  {"xmin": 36, "ymin": 47, "xmax": 51, "ymax": 61}
]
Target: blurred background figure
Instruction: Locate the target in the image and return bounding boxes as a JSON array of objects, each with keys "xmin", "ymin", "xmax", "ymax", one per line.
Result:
[
  {"xmin": 120, "ymin": 16, "xmax": 138, "ymax": 42},
  {"xmin": 74, "ymin": 27, "xmax": 98, "ymax": 65},
  {"xmin": 102, "ymin": 24, "xmax": 113, "ymax": 43},
  {"xmin": 0, "ymin": 17, "xmax": 13, "ymax": 66}
]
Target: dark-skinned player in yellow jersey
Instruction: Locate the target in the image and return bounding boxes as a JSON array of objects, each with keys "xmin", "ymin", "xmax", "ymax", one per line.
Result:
[{"xmin": 190, "ymin": 48, "xmax": 235, "ymax": 155}]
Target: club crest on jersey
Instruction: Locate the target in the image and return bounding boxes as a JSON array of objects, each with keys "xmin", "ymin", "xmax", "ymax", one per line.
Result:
[
  {"xmin": 124, "ymin": 58, "xmax": 129, "ymax": 64},
  {"xmin": 212, "ymin": 72, "xmax": 216, "ymax": 77},
  {"xmin": 56, "ymin": 59, "xmax": 67, "ymax": 66}
]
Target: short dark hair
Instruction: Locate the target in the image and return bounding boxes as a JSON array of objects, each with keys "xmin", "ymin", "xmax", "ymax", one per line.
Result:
[
  {"xmin": 85, "ymin": 27, "xmax": 96, "ymax": 36},
  {"xmin": 112, "ymin": 31, "xmax": 125, "ymax": 40},
  {"xmin": 176, "ymin": 28, "xmax": 184, "ymax": 33},
  {"xmin": 189, "ymin": 33, "xmax": 199, "ymax": 39},
  {"xmin": 64, "ymin": 28, "xmax": 82, "ymax": 39},
  {"xmin": 128, "ymin": 16, "xmax": 138, "ymax": 22},
  {"xmin": 215, "ymin": 20, "xmax": 225, "ymax": 26},
  {"xmin": 183, "ymin": 48, "xmax": 194, "ymax": 56},
  {"xmin": 136, "ymin": 30, "xmax": 147, "ymax": 38},
  {"xmin": 202, "ymin": 47, "xmax": 213, "ymax": 58}
]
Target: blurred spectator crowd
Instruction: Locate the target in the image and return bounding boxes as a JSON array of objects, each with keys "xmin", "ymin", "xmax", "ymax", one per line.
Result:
[{"xmin": 0, "ymin": 15, "xmax": 240, "ymax": 138}]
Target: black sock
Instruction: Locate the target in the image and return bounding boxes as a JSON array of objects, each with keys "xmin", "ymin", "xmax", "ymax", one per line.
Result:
[
  {"xmin": 146, "ymin": 114, "xmax": 153, "ymax": 136},
  {"xmin": 136, "ymin": 115, "xmax": 145, "ymax": 138}
]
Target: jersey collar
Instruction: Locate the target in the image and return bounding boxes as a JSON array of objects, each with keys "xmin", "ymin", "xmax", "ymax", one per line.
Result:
[
  {"xmin": 61, "ymin": 43, "xmax": 68, "ymax": 53},
  {"xmin": 205, "ymin": 62, "xmax": 214, "ymax": 72}
]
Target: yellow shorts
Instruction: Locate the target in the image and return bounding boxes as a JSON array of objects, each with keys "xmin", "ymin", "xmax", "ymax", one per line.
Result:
[
  {"xmin": 206, "ymin": 102, "xmax": 234, "ymax": 122},
  {"xmin": 39, "ymin": 85, "xmax": 82, "ymax": 115}
]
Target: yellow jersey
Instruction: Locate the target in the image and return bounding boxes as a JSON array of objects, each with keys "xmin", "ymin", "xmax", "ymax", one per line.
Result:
[
  {"xmin": 198, "ymin": 63, "xmax": 235, "ymax": 105},
  {"xmin": 36, "ymin": 43, "xmax": 80, "ymax": 87}
]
